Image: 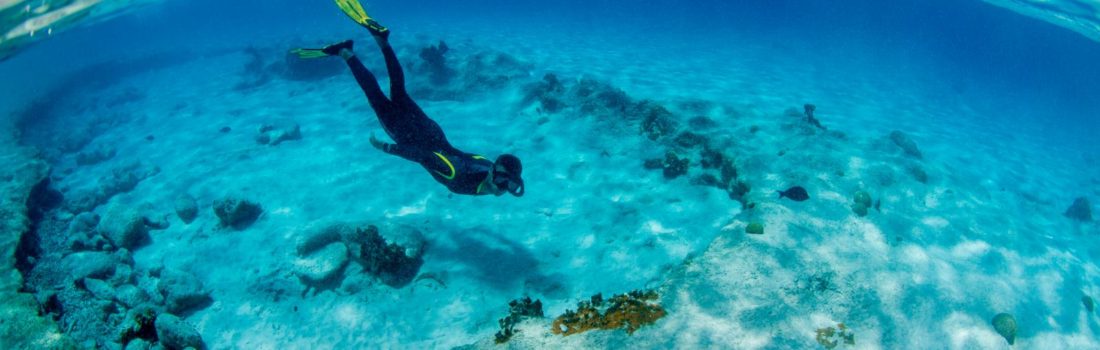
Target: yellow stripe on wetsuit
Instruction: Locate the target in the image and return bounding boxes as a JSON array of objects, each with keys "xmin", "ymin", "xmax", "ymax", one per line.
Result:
[{"xmin": 433, "ymin": 152, "xmax": 457, "ymax": 180}]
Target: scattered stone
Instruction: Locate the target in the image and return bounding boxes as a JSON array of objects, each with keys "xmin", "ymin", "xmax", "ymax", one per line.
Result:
[
  {"xmin": 1084, "ymin": 295, "xmax": 1095, "ymax": 313},
  {"xmin": 212, "ymin": 197, "xmax": 262, "ymax": 230},
  {"xmin": 889, "ymin": 130, "xmax": 923, "ymax": 159},
  {"xmin": 1064, "ymin": 197, "xmax": 1092, "ymax": 221},
  {"xmin": 991, "ymin": 313, "xmax": 1017, "ymax": 345},
  {"xmin": 174, "ymin": 194, "xmax": 198, "ymax": 224},
  {"xmin": 82, "ymin": 278, "xmax": 115, "ymax": 301},
  {"xmin": 155, "ymin": 314, "xmax": 206, "ymax": 350},
  {"xmin": 293, "ymin": 242, "xmax": 350, "ymax": 284},
  {"xmin": 67, "ymin": 211, "xmax": 100, "ymax": 236},
  {"xmin": 157, "ymin": 269, "xmax": 212, "ymax": 314},
  {"xmin": 255, "ymin": 121, "xmax": 301, "ymax": 146},
  {"xmin": 124, "ymin": 338, "xmax": 153, "ymax": 350},
  {"xmin": 745, "ymin": 222, "xmax": 764, "ymax": 235},
  {"xmin": 97, "ymin": 203, "xmax": 151, "ymax": 250},
  {"xmin": 62, "ymin": 251, "xmax": 118, "ymax": 281},
  {"xmin": 219, "ymin": 126, "xmax": 231, "ymax": 133},
  {"xmin": 116, "ymin": 284, "xmax": 152, "ymax": 309}
]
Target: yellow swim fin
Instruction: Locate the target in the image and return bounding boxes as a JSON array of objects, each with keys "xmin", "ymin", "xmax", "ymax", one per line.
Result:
[
  {"xmin": 289, "ymin": 48, "xmax": 330, "ymax": 59},
  {"xmin": 333, "ymin": 0, "xmax": 388, "ymax": 35}
]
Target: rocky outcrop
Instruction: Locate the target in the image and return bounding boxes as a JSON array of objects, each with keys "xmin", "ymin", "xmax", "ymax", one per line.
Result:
[{"xmin": 0, "ymin": 130, "xmax": 73, "ymax": 349}]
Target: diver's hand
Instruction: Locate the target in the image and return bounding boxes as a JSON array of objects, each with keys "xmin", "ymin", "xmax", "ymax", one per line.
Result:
[{"xmin": 369, "ymin": 133, "xmax": 385, "ymax": 150}]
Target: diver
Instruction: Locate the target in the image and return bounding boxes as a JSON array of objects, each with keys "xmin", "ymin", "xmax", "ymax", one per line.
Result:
[{"xmin": 293, "ymin": 0, "xmax": 524, "ymax": 197}]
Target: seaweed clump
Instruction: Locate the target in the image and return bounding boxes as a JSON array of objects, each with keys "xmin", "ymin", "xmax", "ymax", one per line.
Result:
[
  {"xmin": 815, "ymin": 323, "xmax": 855, "ymax": 349},
  {"xmin": 357, "ymin": 225, "xmax": 424, "ymax": 287},
  {"xmin": 494, "ymin": 297, "xmax": 544, "ymax": 344},
  {"xmin": 551, "ymin": 290, "xmax": 666, "ymax": 336}
]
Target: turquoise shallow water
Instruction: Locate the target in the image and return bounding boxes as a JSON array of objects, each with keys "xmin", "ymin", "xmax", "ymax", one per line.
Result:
[{"xmin": 1, "ymin": 0, "xmax": 1098, "ymax": 349}]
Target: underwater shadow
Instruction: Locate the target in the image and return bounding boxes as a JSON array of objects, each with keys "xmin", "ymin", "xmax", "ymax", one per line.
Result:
[{"xmin": 428, "ymin": 225, "xmax": 554, "ymax": 293}]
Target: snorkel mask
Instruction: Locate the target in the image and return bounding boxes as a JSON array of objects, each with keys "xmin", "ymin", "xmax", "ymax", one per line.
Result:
[{"xmin": 493, "ymin": 154, "xmax": 524, "ymax": 197}]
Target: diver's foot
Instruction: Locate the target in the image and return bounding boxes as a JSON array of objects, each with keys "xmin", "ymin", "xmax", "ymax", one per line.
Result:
[
  {"xmin": 365, "ymin": 19, "xmax": 389, "ymax": 40},
  {"xmin": 322, "ymin": 40, "xmax": 354, "ymax": 56}
]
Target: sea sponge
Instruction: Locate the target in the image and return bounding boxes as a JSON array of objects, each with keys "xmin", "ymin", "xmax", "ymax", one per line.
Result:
[
  {"xmin": 852, "ymin": 191, "xmax": 873, "ymax": 217},
  {"xmin": 991, "ymin": 313, "xmax": 1017, "ymax": 345},
  {"xmin": 551, "ymin": 290, "xmax": 666, "ymax": 336},
  {"xmin": 745, "ymin": 222, "xmax": 765, "ymax": 234}
]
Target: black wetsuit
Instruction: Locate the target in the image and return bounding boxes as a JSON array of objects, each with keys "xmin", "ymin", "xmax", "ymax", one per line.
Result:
[{"xmin": 346, "ymin": 40, "xmax": 494, "ymax": 195}]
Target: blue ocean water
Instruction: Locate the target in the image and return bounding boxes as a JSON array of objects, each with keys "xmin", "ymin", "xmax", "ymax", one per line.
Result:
[{"xmin": 1, "ymin": 0, "xmax": 1098, "ymax": 348}]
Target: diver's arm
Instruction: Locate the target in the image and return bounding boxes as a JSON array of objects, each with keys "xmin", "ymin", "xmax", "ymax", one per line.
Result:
[{"xmin": 371, "ymin": 137, "xmax": 426, "ymax": 162}]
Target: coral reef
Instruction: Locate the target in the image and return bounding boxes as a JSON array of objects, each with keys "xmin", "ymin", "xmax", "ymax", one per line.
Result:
[
  {"xmin": 551, "ymin": 289, "xmax": 666, "ymax": 336},
  {"xmin": 494, "ymin": 297, "xmax": 544, "ymax": 344},
  {"xmin": 661, "ymin": 151, "xmax": 690, "ymax": 179},
  {"xmin": 355, "ymin": 225, "xmax": 424, "ymax": 287},
  {"xmin": 991, "ymin": 313, "xmax": 1017, "ymax": 345},
  {"xmin": 212, "ymin": 197, "xmax": 262, "ymax": 230},
  {"xmin": 419, "ymin": 40, "xmax": 454, "ymax": 85},
  {"xmin": 1064, "ymin": 197, "xmax": 1092, "ymax": 221},
  {"xmin": 815, "ymin": 323, "xmax": 855, "ymax": 349},
  {"xmin": 803, "ymin": 104, "xmax": 826, "ymax": 130},
  {"xmin": 888, "ymin": 130, "xmax": 923, "ymax": 159}
]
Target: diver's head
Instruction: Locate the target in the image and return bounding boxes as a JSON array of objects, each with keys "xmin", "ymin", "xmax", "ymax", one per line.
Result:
[{"xmin": 491, "ymin": 154, "xmax": 524, "ymax": 197}]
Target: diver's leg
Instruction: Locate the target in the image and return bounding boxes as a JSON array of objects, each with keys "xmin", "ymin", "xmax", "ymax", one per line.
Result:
[
  {"xmin": 341, "ymin": 50, "xmax": 393, "ymax": 115},
  {"xmin": 373, "ymin": 35, "xmax": 411, "ymax": 103}
]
